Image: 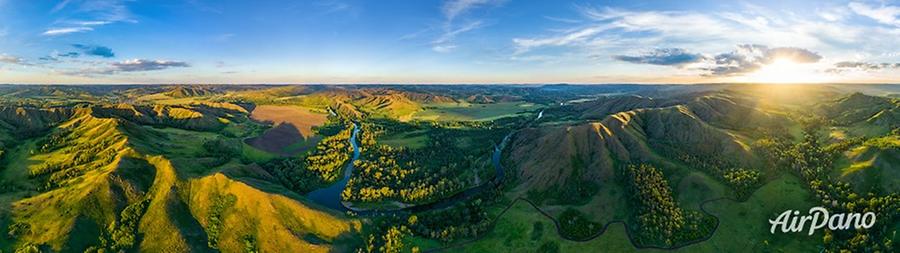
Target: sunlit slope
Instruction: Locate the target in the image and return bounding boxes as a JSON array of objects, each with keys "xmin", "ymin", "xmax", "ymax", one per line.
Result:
[
  {"xmin": 0, "ymin": 105, "xmax": 359, "ymax": 252},
  {"xmin": 8, "ymin": 109, "xmax": 139, "ymax": 251},
  {"xmin": 223, "ymin": 86, "xmax": 462, "ymax": 119},
  {"xmin": 92, "ymin": 103, "xmax": 241, "ymax": 131},
  {"xmin": 185, "ymin": 173, "xmax": 361, "ymax": 253},
  {"xmin": 163, "ymin": 86, "xmax": 220, "ymax": 98},
  {"xmin": 507, "ymin": 94, "xmax": 764, "ymax": 196},
  {"xmin": 817, "ymin": 92, "xmax": 899, "ymax": 135},
  {"xmin": 817, "ymin": 93, "xmax": 900, "ymax": 192},
  {"xmin": 832, "ymin": 134, "xmax": 900, "ymax": 193},
  {"xmin": 0, "ymin": 106, "xmax": 73, "ymax": 146}
]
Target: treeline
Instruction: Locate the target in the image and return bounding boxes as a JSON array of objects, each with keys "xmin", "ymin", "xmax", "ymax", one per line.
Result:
[
  {"xmin": 29, "ymin": 127, "xmax": 123, "ymax": 191},
  {"xmin": 356, "ymin": 190, "xmax": 498, "ymax": 253},
  {"xmin": 757, "ymin": 121, "xmax": 899, "ymax": 252},
  {"xmin": 341, "ymin": 145, "xmax": 465, "ymax": 205},
  {"xmin": 85, "ymin": 197, "xmax": 152, "ymax": 252},
  {"xmin": 201, "ymin": 137, "xmax": 243, "ymax": 167},
  {"xmin": 342, "ymin": 118, "xmax": 507, "ymax": 207},
  {"xmin": 558, "ymin": 209, "xmax": 602, "ymax": 240},
  {"xmin": 621, "ymin": 164, "xmax": 715, "ymax": 247},
  {"xmin": 722, "ymin": 168, "xmax": 761, "ymax": 200},
  {"xmin": 656, "ymin": 142, "xmax": 763, "ymax": 200},
  {"xmin": 263, "ymin": 121, "xmax": 354, "ymax": 193}
]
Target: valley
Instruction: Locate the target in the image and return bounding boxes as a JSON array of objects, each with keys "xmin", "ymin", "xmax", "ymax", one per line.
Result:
[{"xmin": 0, "ymin": 84, "xmax": 896, "ymax": 253}]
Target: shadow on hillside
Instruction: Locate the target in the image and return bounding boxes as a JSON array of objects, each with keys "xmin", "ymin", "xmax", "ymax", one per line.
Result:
[{"xmin": 245, "ymin": 123, "xmax": 318, "ymax": 156}]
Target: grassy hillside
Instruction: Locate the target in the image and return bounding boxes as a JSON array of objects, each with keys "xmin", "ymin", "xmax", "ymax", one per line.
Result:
[
  {"xmin": 0, "ymin": 100, "xmax": 361, "ymax": 253},
  {"xmin": 0, "ymin": 85, "xmax": 896, "ymax": 253}
]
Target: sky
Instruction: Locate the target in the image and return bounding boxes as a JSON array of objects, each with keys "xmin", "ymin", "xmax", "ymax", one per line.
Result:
[{"xmin": 0, "ymin": 0, "xmax": 899, "ymax": 84}]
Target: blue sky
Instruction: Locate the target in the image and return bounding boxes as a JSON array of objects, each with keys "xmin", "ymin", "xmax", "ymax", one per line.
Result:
[{"xmin": 0, "ymin": 0, "xmax": 899, "ymax": 84}]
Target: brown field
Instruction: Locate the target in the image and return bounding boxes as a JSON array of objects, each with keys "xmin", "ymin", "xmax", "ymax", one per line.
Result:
[{"xmin": 246, "ymin": 105, "xmax": 327, "ymax": 156}]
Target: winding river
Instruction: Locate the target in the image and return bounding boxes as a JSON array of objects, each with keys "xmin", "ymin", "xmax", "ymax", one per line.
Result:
[
  {"xmin": 306, "ymin": 123, "xmax": 360, "ymax": 211},
  {"xmin": 305, "ymin": 119, "xmax": 515, "ymax": 215}
]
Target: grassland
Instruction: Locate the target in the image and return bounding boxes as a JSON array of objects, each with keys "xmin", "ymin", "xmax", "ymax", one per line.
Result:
[
  {"xmin": 249, "ymin": 105, "xmax": 327, "ymax": 137},
  {"xmin": 376, "ymin": 130, "xmax": 429, "ymax": 149},
  {"xmin": 245, "ymin": 105, "xmax": 328, "ymax": 156},
  {"xmin": 448, "ymin": 174, "xmax": 819, "ymax": 252},
  {"xmin": 411, "ymin": 102, "xmax": 542, "ymax": 121}
]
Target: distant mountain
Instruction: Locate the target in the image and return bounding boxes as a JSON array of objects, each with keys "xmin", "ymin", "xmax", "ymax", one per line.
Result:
[{"xmin": 163, "ymin": 86, "xmax": 219, "ymax": 98}]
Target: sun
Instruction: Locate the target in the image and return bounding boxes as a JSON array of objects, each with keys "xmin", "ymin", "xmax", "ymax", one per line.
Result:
[{"xmin": 738, "ymin": 58, "xmax": 832, "ymax": 83}]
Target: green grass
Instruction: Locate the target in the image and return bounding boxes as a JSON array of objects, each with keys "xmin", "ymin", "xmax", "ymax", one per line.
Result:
[
  {"xmin": 675, "ymin": 171, "xmax": 728, "ymax": 210},
  {"xmin": 446, "ymin": 174, "xmax": 819, "ymax": 253},
  {"xmin": 240, "ymin": 143, "xmax": 278, "ymax": 163},
  {"xmin": 672, "ymin": 174, "xmax": 819, "ymax": 252},
  {"xmin": 412, "ymin": 102, "xmax": 541, "ymax": 121},
  {"xmin": 449, "ymin": 200, "xmax": 637, "ymax": 253},
  {"xmin": 148, "ymin": 127, "xmax": 219, "ymax": 156},
  {"xmin": 0, "ymin": 139, "xmax": 41, "ymax": 190},
  {"xmin": 377, "ymin": 130, "xmax": 429, "ymax": 149},
  {"xmin": 537, "ymin": 176, "xmax": 629, "ymax": 225}
]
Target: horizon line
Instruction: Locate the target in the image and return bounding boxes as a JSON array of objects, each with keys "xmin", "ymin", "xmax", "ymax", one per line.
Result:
[{"xmin": 2, "ymin": 82, "xmax": 899, "ymax": 86}]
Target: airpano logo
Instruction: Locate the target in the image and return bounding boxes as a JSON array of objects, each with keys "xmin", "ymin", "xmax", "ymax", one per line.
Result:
[{"xmin": 769, "ymin": 207, "xmax": 876, "ymax": 235}]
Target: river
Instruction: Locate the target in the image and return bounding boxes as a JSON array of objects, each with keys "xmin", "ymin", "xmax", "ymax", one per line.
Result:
[
  {"xmin": 306, "ymin": 123, "xmax": 360, "ymax": 211},
  {"xmin": 305, "ymin": 121, "xmax": 512, "ymax": 214}
]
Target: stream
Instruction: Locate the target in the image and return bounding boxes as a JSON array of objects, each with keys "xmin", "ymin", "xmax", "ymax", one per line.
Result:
[
  {"xmin": 306, "ymin": 123, "xmax": 360, "ymax": 211},
  {"xmin": 305, "ymin": 121, "xmax": 512, "ymax": 215}
]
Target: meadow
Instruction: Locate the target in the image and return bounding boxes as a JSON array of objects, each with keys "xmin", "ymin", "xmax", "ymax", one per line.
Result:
[{"xmin": 411, "ymin": 102, "xmax": 542, "ymax": 121}]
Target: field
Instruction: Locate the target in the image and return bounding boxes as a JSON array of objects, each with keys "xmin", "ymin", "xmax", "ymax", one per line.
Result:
[
  {"xmin": 245, "ymin": 105, "xmax": 328, "ymax": 156},
  {"xmin": 450, "ymin": 174, "xmax": 819, "ymax": 252},
  {"xmin": 411, "ymin": 102, "xmax": 542, "ymax": 121},
  {"xmin": 376, "ymin": 130, "xmax": 429, "ymax": 149}
]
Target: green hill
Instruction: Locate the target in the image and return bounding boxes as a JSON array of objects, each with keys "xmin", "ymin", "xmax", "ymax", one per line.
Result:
[
  {"xmin": 0, "ymin": 103, "xmax": 360, "ymax": 253},
  {"xmin": 817, "ymin": 92, "xmax": 900, "ymax": 133}
]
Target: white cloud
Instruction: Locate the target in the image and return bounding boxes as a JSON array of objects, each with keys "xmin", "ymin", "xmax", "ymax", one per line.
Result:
[
  {"xmin": 61, "ymin": 59, "xmax": 191, "ymax": 76},
  {"xmin": 44, "ymin": 0, "xmax": 137, "ymax": 36},
  {"xmin": 0, "ymin": 54, "xmax": 22, "ymax": 64},
  {"xmin": 508, "ymin": 4, "xmax": 900, "ymax": 81},
  {"xmin": 512, "ymin": 25, "xmax": 612, "ymax": 54},
  {"xmin": 442, "ymin": 0, "xmax": 501, "ymax": 21},
  {"xmin": 433, "ymin": 20, "xmax": 483, "ymax": 45},
  {"xmin": 70, "ymin": 20, "xmax": 113, "ymax": 26},
  {"xmin": 43, "ymin": 27, "xmax": 94, "ymax": 36},
  {"xmin": 514, "ymin": 5, "xmax": 897, "ymax": 59},
  {"xmin": 50, "ymin": 0, "xmax": 73, "ymax": 13},
  {"xmin": 432, "ymin": 45, "xmax": 457, "ymax": 53},
  {"xmin": 849, "ymin": 2, "xmax": 900, "ymax": 27},
  {"xmin": 429, "ymin": 0, "xmax": 504, "ymax": 53}
]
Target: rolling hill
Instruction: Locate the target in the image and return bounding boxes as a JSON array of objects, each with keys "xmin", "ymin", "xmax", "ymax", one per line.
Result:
[{"xmin": 0, "ymin": 102, "xmax": 360, "ymax": 253}]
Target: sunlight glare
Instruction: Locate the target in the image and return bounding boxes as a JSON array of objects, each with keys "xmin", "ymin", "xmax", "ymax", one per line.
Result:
[{"xmin": 739, "ymin": 58, "xmax": 832, "ymax": 83}]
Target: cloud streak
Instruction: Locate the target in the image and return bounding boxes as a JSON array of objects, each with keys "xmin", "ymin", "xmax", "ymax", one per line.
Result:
[
  {"xmin": 442, "ymin": 0, "xmax": 499, "ymax": 21},
  {"xmin": 431, "ymin": 0, "xmax": 503, "ymax": 52},
  {"xmin": 43, "ymin": 27, "xmax": 94, "ymax": 36},
  {"xmin": 827, "ymin": 61, "xmax": 900, "ymax": 73},
  {"xmin": 613, "ymin": 48, "xmax": 705, "ymax": 66},
  {"xmin": 615, "ymin": 45, "xmax": 822, "ymax": 76},
  {"xmin": 63, "ymin": 59, "xmax": 191, "ymax": 76},
  {"xmin": 44, "ymin": 0, "xmax": 136, "ymax": 36},
  {"xmin": 849, "ymin": 2, "xmax": 900, "ymax": 27},
  {"xmin": 112, "ymin": 59, "xmax": 190, "ymax": 72},
  {"xmin": 0, "ymin": 54, "xmax": 23, "ymax": 64},
  {"xmin": 701, "ymin": 45, "xmax": 821, "ymax": 76},
  {"xmin": 72, "ymin": 44, "xmax": 115, "ymax": 58}
]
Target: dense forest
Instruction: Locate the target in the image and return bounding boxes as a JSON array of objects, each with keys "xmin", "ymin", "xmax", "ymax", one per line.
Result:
[
  {"xmin": 342, "ymin": 119, "xmax": 507, "ymax": 208},
  {"xmin": 263, "ymin": 118, "xmax": 354, "ymax": 193},
  {"xmin": 621, "ymin": 164, "xmax": 716, "ymax": 247}
]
